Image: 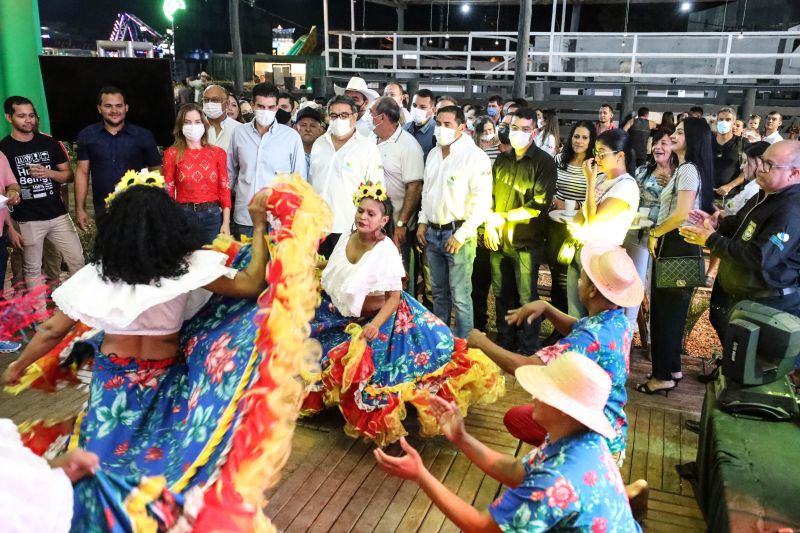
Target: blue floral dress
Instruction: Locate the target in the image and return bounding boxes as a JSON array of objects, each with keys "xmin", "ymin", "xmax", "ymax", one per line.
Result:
[
  {"xmin": 70, "ymin": 247, "xmax": 262, "ymax": 531},
  {"xmin": 534, "ymin": 308, "xmax": 632, "ymax": 454},
  {"xmin": 302, "ymin": 235, "xmax": 504, "ymax": 446},
  {"xmin": 489, "ymin": 432, "xmax": 642, "ymax": 532}
]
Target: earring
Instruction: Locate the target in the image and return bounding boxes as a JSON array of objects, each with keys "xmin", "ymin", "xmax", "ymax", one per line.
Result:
[
  {"xmin": 351, "ymin": 223, "xmax": 357, "ymax": 233},
  {"xmin": 380, "ymin": 226, "xmax": 387, "ymax": 236}
]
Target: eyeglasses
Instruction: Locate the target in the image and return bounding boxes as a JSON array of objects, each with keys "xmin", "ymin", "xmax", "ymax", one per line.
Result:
[
  {"xmin": 593, "ymin": 149, "xmax": 619, "ymax": 159},
  {"xmin": 328, "ymin": 112, "xmax": 354, "ymax": 120},
  {"xmin": 757, "ymin": 157, "xmax": 796, "ymax": 173}
]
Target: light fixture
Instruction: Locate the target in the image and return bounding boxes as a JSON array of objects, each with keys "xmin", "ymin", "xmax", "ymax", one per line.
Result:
[
  {"xmin": 737, "ymin": 31, "xmax": 744, "ymax": 39},
  {"xmin": 494, "ymin": 39, "xmax": 500, "ymax": 45},
  {"xmin": 461, "ymin": 4, "xmax": 471, "ymax": 13},
  {"xmin": 428, "ymin": 39, "xmax": 433, "ymax": 44},
  {"xmin": 680, "ymin": 2, "xmax": 691, "ymax": 12}
]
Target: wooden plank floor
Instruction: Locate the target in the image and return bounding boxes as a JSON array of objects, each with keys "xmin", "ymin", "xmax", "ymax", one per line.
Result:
[{"xmin": 0, "ymin": 342, "xmax": 709, "ymax": 532}]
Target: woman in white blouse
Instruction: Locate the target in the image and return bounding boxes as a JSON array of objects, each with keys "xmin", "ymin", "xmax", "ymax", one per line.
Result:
[
  {"xmin": 303, "ymin": 181, "xmax": 503, "ymax": 446},
  {"xmin": 533, "ymin": 108, "xmax": 561, "ymax": 157}
]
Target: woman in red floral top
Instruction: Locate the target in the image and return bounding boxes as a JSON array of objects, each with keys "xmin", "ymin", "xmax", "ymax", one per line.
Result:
[{"xmin": 163, "ymin": 103, "xmax": 232, "ymax": 243}]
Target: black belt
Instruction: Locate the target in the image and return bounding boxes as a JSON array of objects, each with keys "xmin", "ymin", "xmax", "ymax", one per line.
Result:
[
  {"xmin": 181, "ymin": 201, "xmax": 219, "ymax": 211},
  {"xmin": 428, "ymin": 220, "xmax": 464, "ymax": 231},
  {"xmin": 741, "ymin": 287, "xmax": 799, "ymax": 300}
]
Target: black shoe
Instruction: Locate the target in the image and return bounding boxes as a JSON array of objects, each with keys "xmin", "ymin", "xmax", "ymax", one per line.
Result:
[
  {"xmin": 634, "ymin": 381, "xmax": 676, "ymax": 396},
  {"xmin": 685, "ymin": 419, "xmax": 700, "ymax": 434}
]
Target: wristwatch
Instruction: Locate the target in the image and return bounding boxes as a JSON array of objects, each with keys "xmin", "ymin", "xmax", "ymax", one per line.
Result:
[{"xmin": 396, "ymin": 220, "xmax": 406, "ymax": 228}]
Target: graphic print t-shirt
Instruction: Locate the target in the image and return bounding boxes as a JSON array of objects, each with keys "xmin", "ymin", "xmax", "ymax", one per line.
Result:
[{"xmin": 0, "ymin": 133, "xmax": 69, "ymax": 222}]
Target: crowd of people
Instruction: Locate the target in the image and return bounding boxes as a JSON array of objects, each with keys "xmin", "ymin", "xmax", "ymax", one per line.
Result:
[{"xmin": 1, "ymin": 72, "xmax": 799, "ymax": 531}]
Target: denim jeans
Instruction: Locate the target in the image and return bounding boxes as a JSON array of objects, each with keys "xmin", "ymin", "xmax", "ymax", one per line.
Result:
[
  {"xmin": 425, "ymin": 227, "xmax": 476, "ymax": 338},
  {"xmin": 181, "ymin": 205, "xmax": 222, "ymax": 244},
  {"xmin": 0, "ymin": 234, "xmax": 8, "ymax": 296},
  {"xmin": 491, "ymin": 244, "xmax": 541, "ymax": 354},
  {"xmin": 622, "ymin": 229, "xmax": 652, "ymax": 326}
]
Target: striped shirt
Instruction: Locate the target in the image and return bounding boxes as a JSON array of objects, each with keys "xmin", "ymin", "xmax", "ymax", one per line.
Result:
[
  {"xmin": 482, "ymin": 143, "xmax": 503, "ymax": 163},
  {"xmin": 554, "ymin": 153, "xmax": 587, "ymax": 202}
]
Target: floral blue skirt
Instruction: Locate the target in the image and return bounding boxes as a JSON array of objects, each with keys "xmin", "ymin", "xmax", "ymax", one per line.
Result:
[
  {"xmin": 303, "ymin": 291, "xmax": 504, "ymax": 445},
  {"xmin": 70, "ymin": 248, "xmax": 261, "ymax": 531}
]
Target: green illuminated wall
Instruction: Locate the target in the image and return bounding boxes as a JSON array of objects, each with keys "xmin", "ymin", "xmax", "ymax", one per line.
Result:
[{"xmin": 0, "ymin": 0, "xmax": 49, "ymax": 137}]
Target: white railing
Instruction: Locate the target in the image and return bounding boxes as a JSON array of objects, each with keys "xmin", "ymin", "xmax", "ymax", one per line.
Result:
[{"xmin": 325, "ymin": 31, "xmax": 800, "ymax": 82}]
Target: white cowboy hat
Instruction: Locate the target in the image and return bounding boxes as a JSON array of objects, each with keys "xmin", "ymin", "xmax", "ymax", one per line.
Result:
[
  {"xmin": 515, "ymin": 351, "xmax": 616, "ymax": 440},
  {"xmin": 334, "ymin": 76, "xmax": 379, "ymax": 102}
]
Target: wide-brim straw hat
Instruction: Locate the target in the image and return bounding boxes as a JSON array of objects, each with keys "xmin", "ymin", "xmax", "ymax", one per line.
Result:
[
  {"xmin": 334, "ymin": 76, "xmax": 380, "ymax": 102},
  {"xmin": 515, "ymin": 351, "xmax": 616, "ymax": 440},
  {"xmin": 580, "ymin": 240, "xmax": 644, "ymax": 308}
]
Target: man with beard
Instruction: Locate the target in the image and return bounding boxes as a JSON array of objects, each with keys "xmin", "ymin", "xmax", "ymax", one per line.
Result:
[{"xmin": 75, "ymin": 86, "xmax": 161, "ymax": 228}]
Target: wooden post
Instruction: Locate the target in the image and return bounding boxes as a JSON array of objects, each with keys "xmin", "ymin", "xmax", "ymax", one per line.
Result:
[{"xmin": 512, "ymin": 0, "xmax": 532, "ymax": 99}]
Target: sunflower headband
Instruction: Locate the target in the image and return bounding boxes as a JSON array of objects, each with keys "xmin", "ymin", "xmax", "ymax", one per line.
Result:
[
  {"xmin": 352, "ymin": 180, "xmax": 388, "ymax": 206},
  {"xmin": 104, "ymin": 169, "xmax": 166, "ymax": 206}
]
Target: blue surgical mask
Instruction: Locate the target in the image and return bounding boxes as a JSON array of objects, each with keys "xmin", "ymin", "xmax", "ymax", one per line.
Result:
[
  {"xmin": 487, "ymin": 107, "xmax": 498, "ymax": 117},
  {"xmin": 716, "ymin": 120, "xmax": 732, "ymax": 134}
]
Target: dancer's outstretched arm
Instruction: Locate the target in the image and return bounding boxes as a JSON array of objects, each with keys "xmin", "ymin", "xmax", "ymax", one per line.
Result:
[
  {"xmin": 205, "ymin": 190, "xmax": 270, "ymax": 299},
  {"xmin": 428, "ymin": 396, "xmax": 525, "ymax": 487},
  {"xmin": 1, "ymin": 311, "xmax": 76, "ymax": 386}
]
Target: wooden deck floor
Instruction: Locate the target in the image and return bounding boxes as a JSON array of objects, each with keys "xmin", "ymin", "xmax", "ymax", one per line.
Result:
[{"xmin": 0, "ymin": 346, "xmax": 709, "ymax": 532}]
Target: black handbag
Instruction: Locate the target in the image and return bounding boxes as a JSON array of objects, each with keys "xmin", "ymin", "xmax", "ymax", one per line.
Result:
[{"xmin": 654, "ymin": 165, "xmax": 706, "ymax": 289}]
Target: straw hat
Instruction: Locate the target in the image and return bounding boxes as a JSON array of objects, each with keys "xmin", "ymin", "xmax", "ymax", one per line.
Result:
[
  {"xmin": 515, "ymin": 352, "xmax": 616, "ymax": 440},
  {"xmin": 334, "ymin": 76, "xmax": 379, "ymax": 102},
  {"xmin": 580, "ymin": 240, "xmax": 644, "ymax": 308}
]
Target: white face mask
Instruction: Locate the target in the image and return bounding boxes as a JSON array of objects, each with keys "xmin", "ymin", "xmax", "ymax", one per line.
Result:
[
  {"xmin": 536, "ymin": 118, "xmax": 545, "ymax": 129},
  {"xmin": 466, "ymin": 120, "xmax": 475, "ymax": 131},
  {"xmin": 434, "ymin": 126, "xmax": 458, "ymax": 147},
  {"xmin": 203, "ymin": 102, "xmax": 224, "ymax": 120},
  {"xmin": 480, "ymin": 133, "xmax": 495, "ymax": 142},
  {"xmin": 329, "ymin": 118, "xmax": 354, "ymax": 138},
  {"xmin": 182, "ymin": 123, "xmax": 205, "ymax": 142},
  {"xmin": 509, "ymin": 131, "xmax": 532, "ymax": 150},
  {"xmin": 716, "ymin": 120, "xmax": 732, "ymax": 134},
  {"xmin": 255, "ymin": 109, "xmax": 276, "ymax": 127},
  {"xmin": 369, "ymin": 114, "xmax": 383, "ymax": 131},
  {"xmin": 411, "ymin": 107, "xmax": 430, "ymax": 126}
]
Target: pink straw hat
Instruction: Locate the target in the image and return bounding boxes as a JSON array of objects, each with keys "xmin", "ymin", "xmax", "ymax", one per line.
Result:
[
  {"xmin": 580, "ymin": 240, "xmax": 644, "ymax": 308},
  {"xmin": 515, "ymin": 351, "xmax": 616, "ymax": 440}
]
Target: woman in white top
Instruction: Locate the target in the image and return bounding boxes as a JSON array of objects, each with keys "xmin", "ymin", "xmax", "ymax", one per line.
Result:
[
  {"xmin": 303, "ymin": 181, "xmax": 503, "ymax": 446},
  {"xmin": 637, "ymin": 117, "xmax": 715, "ymax": 395},
  {"xmin": 473, "ymin": 115, "xmax": 502, "ymax": 163},
  {"xmin": 566, "ymin": 128, "xmax": 640, "ymax": 317},
  {"xmin": 546, "ymin": 121, "xmax": 596, "ymax": 313},
  {"xmin": 533, "ymin": 108, "xmax": 561, "ymax": 157},
  {"xmin": 2, "ymin": 182, "xmax": 270, "ymax": 528}
]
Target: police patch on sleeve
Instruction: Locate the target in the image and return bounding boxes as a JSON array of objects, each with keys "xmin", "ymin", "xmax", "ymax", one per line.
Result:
[
  {"xmin": 741, "ymin": 221, "xmax": 757, "ymax": 241},
  {"xmin": 769, "ymin": 232, "xmax": 791, "ymax": 251}
]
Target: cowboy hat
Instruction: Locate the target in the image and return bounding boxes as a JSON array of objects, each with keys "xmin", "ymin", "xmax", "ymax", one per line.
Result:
[
  {"xmin": 580, "ymin": 240, "xmax": 644, "ymax": 308},
  {"xmin": 334, "ymin": 76, "xmax": 380, "ymax": 102},
  {"xmin": 515, "ymin": 351, "xmax": 616, "ymax": 440}
]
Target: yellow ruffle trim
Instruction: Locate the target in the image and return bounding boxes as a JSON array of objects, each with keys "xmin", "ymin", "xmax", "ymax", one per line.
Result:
[
  {"xmin": 124, "ymin": 475, "xmax": 169, "ymax": 533},
  {"xmin": 3, "ymin": 363, "xmax": 43, "ymax": 395}
]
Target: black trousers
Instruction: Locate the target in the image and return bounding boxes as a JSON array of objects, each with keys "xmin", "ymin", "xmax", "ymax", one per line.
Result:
[
  {"xmin": 544, "ymin": 218, "xmax": 570, "ymax": 313},
  {"xmin": 471, "ymin": 244, "xmax": 518, "ymax": 333},
  {"xmin": 650, "ymin": 230, "xmax": 700, "ymax": 380}
]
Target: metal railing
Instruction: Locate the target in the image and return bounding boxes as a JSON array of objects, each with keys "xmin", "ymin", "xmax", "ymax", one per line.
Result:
[{"xmin": 325, "ymin": 31, "xmax": 800, "ymax": 83}]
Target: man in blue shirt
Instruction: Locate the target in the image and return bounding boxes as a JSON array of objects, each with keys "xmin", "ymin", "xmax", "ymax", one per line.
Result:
[
  {"xmin": 374, "ymin": 352, "xmax": 641, "ymax": 533},
  {"xmin": 75, "ymin": 86, "xmax": 161, "ymax": 229},
  {"xmin": 227, "ymin": 83, "xmax": 307, "ymax": 238},
  {"xmin": 403, "ymin": 89, "xmax": 437, "ymax": 162},
  {"xmin": 468, "ymin": 241, "xmax": 644, "ymax": 457}
]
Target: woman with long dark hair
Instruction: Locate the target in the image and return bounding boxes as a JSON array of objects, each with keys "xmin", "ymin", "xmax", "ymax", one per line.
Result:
[
  {"xmin": 622, "ymin": 130, "xmax": 678, "ymax": 325},
  {"xmin": 534, "ymin": 109, "xmax": 561, "ymax": 157},
  {"xmin": 472, "ymin": 115, "xmax": 502, "ymax": 162},
  {"xmin": 546, "ymin": 120, "xmax": 596, "ymax": 312},
  {"xmin": 162, "ymin": 103, "xmax": 232, "ymax": 243},
  {"xmin": 566, "ymin": 128, "xmax": 640, "ymax": 317},
  {"xmin": 636, "ymin": 117, "xmax": 714, "ymax": 395}
]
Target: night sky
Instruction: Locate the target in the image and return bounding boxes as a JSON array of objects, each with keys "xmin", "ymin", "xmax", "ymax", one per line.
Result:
[{"xmin": 38, "ymin": 0, "xmax": 715, "ymax": 54}]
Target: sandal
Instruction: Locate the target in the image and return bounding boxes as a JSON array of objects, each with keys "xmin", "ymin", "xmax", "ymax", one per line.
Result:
[
  {"xmin": 634, "ymin": 381, "xmax": 676, "ymax": 397},
  {"xmin": 646, "ymin": 373, "xmax": 683, "ymax": 384}
]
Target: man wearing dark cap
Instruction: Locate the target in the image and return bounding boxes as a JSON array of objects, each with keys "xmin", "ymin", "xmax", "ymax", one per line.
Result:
[{"xmin": 294, "ymin": 104, "xmax": 325, "ymax": 169}]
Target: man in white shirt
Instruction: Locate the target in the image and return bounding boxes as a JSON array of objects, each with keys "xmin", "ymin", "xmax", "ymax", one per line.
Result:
[
  {"xmin": 335, "ymin": 77, "xmax": 379, "ymax": 138},
  {"xmin": 310, "ymin": 95, "xmax": 384, "ymax": 257},
  {"xmin": 202, "ymin": 85, "xmax": 241, "ymax": 151},
  {"xmin": 762, "ymin": 111, "xmax": 784, "ymax": 144},
  {"xmin": 370, "ymin": 97, "xmax": 424, "ymax": 259},
  {"xmin": 416, "ymin": 106, "xmax": 493, "ymax": 337},
  {"xmin": 383, "ymin": 82, "xmax": 412, "ymax": 125},
  {"xmin": 227, "ymin": 83, "xmax": 307, "ymax": 238}
]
